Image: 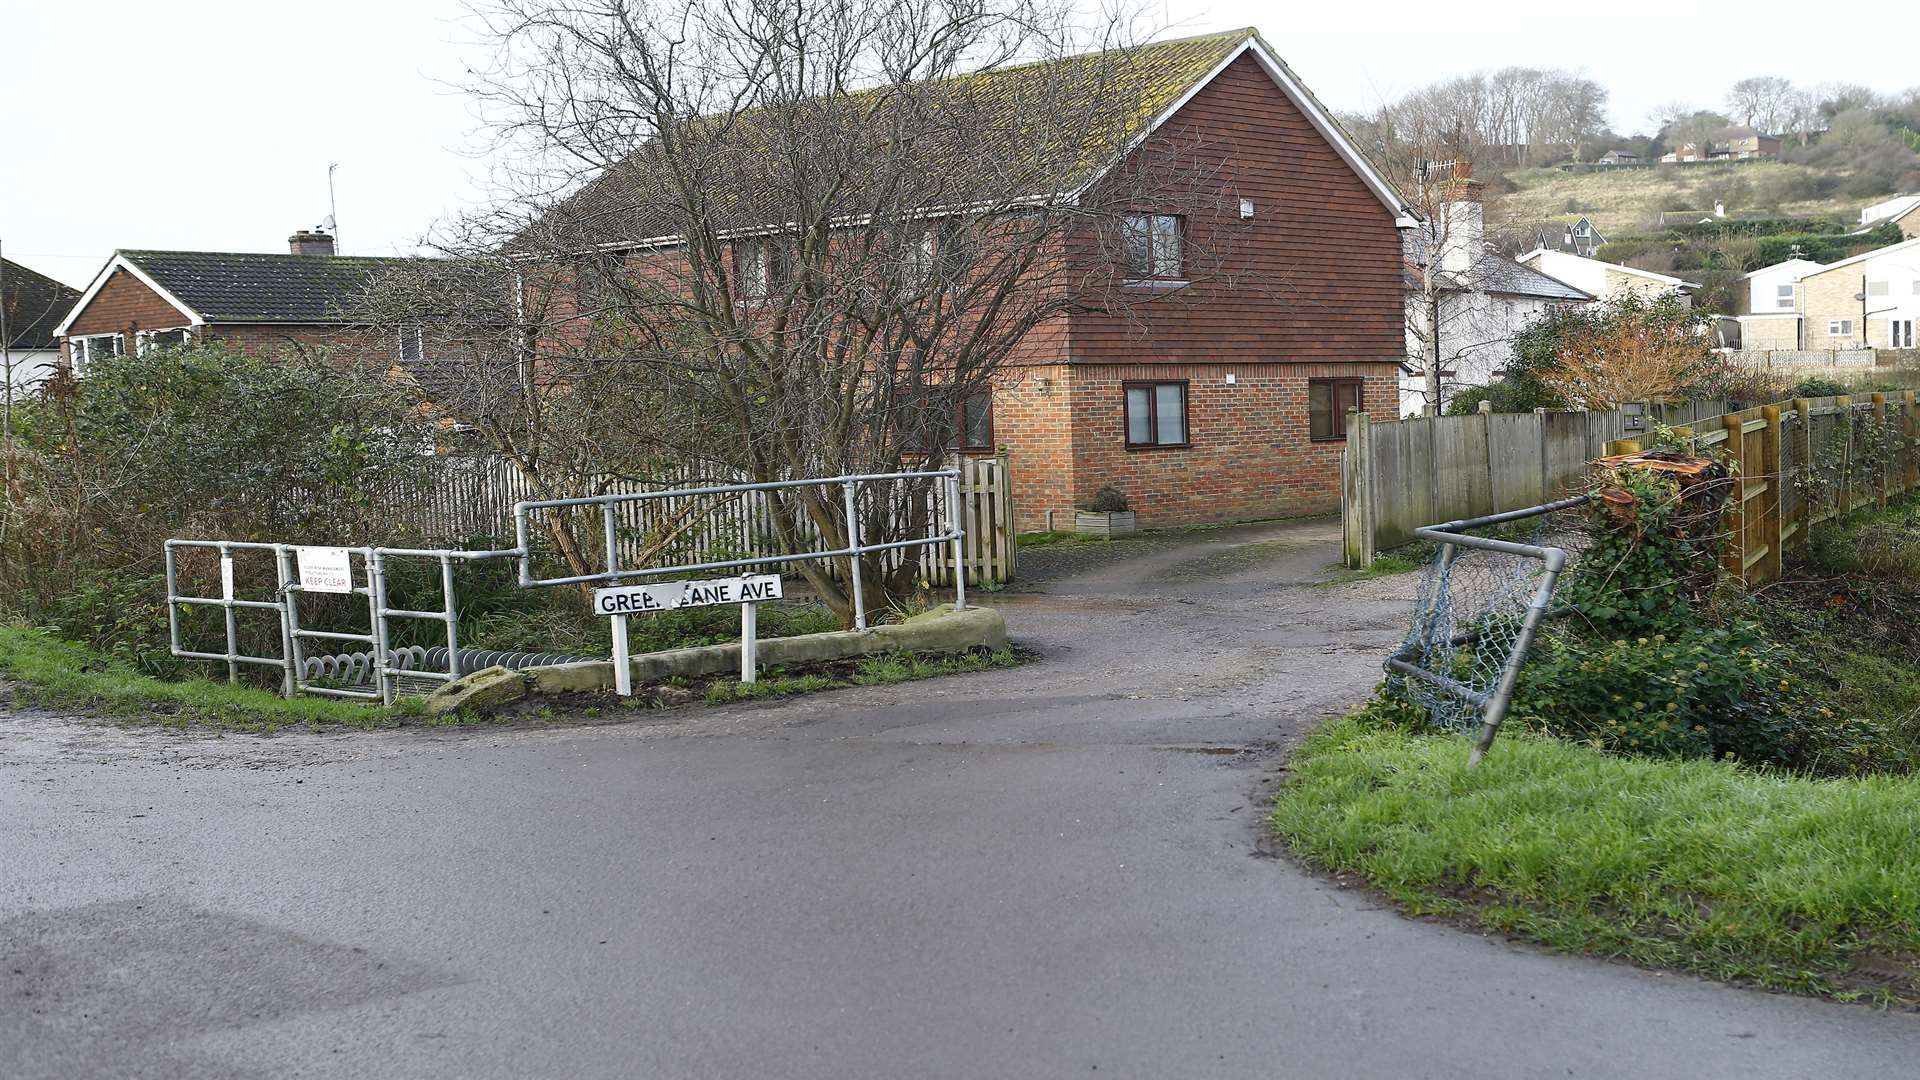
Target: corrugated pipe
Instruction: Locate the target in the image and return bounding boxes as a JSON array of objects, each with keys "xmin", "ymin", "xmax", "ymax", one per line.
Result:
[{"xmin": 301, "ymin": 645, "xmax": 598, "ymax": 686}]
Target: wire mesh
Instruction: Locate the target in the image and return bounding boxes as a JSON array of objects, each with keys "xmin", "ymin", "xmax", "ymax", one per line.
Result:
[{"xmin": 1391, "ymin": 506, "xmax": 1591, "ymax": 735}]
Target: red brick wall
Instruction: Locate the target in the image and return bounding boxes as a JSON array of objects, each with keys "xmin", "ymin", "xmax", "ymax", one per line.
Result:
[
  {"xmin": 987, "ymin": 364, "xmax": 1073, "ymax": 530},
  {"xmin": 1067, "ymin": 53, "xmax": 1405, "ymax": 366},
  {"xmin": 1048, "ymin": 361, "xmax": 1395, "ymax": 529},
  {"xmin": 60, "ymin": 269, "xmax": 193, "ymax": 367}
]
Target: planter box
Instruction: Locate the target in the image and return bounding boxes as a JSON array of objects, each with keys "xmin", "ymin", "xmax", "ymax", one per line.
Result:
[{"xmin": 1075, "ymin": 510, "xmax": 1136, "ymax": 538}]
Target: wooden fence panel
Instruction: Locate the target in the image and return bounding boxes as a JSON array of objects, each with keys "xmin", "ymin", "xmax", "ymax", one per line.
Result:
[{"xmin": 1488, "ymin": 412, "xmax": 1546, "ymax": 512}]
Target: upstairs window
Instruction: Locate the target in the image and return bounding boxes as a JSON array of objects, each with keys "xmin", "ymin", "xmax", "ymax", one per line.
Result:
[
  {"xmin": 1867, "ymin": 281, "xmax": 1890, "ymax": 298},
  {"xmin": 1309, "ymin": 378, "xmax": 1364, "ymax": 442},
  {"xmin": 1124, "ymin": 381, "xmax": 1188, "ymax": 448},
  {"xmin": 1775, "ymin": 284, "xmax": 1794, "ymax": 310},
  {"xmin": 1121, "ymin": 214, "xmax": 1184, "ymax": 282}
]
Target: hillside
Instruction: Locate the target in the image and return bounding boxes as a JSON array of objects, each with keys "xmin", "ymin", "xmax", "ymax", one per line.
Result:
[{"xmin": 1491, "ymin": 161, "xmax": 1880, "ymax": 240}]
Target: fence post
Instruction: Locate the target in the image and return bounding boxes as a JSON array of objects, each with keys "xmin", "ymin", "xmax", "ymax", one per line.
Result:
[
  {"xmin": 1342, "ymin": 413, "xmax": 1375, "ymax": 568},
  {"xmin": 1905, "ymin": 391, "xmax": 1919, "ymax": 496},
  {"xmin": 1760, "ymin": 405, "xmax": 1783, "ymax": 584},
  {"xmin": 1722, "ymin": 413, "xmax": 1748, "ymax": 583},
  {"xmin": 1835, "ymin": 395, "xmax": 1854, "ymax": 512},
  {"xmin": 1872, "ymin": 392, "xmax": 1890, "ymax": 510},
  {"xmin": 1794, "ymin": 397, "xmax": 1813, "ymax": 548}
]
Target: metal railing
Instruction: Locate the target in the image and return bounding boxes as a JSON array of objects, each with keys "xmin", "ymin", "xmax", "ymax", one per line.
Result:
[
  {"xmin": 163, "ymin": 540, "xmax": 521, "ymax": 705},
  {"xmin": 165, "ymin": 470, "xmax": 969, "ymax": 704}
]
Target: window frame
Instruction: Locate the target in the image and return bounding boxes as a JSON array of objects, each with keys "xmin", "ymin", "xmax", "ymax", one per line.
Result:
[
  {"xmin": 1308, "ymin": 377, "xmax": 1366, "ymax": 443},
  {"xmin": 1893, "ymin": 318, "xmax": 1916, "ymax": 350},
  {"xmin": 396, "ymin": 326, "xmax": 426, "ymax": 363},
  {"xmin": 1122, "ymin": 379, "xmax": 1191, "ymax": 450},
  {"xmin": 70, "ymin": 332, "xmax": 123, "ymax": 373},
  {"xmin": 134, "ymin": 327, "xmax": 191, "ymax": 355},
  {"xmin": 1829, "ymin": 318, "xmax": 1855, "ymax": 336},
  {"xmin": 1774, "ymin": 284, "xmax": 1795, "ymax": 310},
  {"xmin": 946, "ymin": 390, "xmax": 995, "ymax": 453},
  {"xmin": 1120, "ymin": 214, "xmax": 1186, "ymax": 285}
]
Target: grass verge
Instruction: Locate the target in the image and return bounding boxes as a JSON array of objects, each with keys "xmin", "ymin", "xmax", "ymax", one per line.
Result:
[
  {"xmin": 1272, "ymin": 716, "xmax": 1920, "ymax": 1005},
  {"xmin": 0, "ymin": 625, "xmax": 418, "ymax": 732}
]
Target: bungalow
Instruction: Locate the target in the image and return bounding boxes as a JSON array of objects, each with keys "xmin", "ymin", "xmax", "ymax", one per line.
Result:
[
  {"xmin": 2, "ymin": 257, "xmax": 80, "ymax": 392},
  {"xmin": 518, "ymin": 29, "xmax": 1416, "ymax": 531},
  {"xmin": 1858, "ymin": 195, "xmax": 1920, "ymax": 240},
  {"xmin": 1514, "ymin": 248, "xmax": 1696, "ymax": 307},
  {"xmin": 53, "ymin": 230, "xmax": 421, "ymax": 374}
]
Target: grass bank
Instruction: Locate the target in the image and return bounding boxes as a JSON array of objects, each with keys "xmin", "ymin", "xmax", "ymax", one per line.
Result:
[
  {"xmin": 0, "ymin": 625, "xmax": 415, "ymax": 732},
  {"xmin": 1273, "ymin": 716, "xmax": 1920, "ymax": 1005}
]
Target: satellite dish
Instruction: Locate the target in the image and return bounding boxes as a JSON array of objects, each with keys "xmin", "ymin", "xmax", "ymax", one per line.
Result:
[{"xmin": 320, "ymin": 215, "xmax": 337, "ymax": 231}]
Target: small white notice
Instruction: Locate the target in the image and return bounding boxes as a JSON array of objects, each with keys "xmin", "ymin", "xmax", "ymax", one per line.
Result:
[
  {"xmin": 593, "ymin": 574, "xmax": 783, "ymax": 616},
  {"xmin": 295, "ymin": 546, "xmax": 355, "ymax": 594}
]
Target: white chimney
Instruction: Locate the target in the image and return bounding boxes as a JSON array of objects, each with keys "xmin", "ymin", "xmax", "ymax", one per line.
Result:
[{"xmin": 1432, "ymin": 160, "xmax": 1484, "ymax": 276}]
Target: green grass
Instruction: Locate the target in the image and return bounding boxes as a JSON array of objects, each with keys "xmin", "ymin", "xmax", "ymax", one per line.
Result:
[
  {"xmin": 700, "ymin": 648, "xmax": 1019, "ymax": 703},
  {"xmin": 1273, "ymin": 716, "xmax": 1920, "ymax": 1004},
  {"xmin": 0, "ymin": 625, "xmax": 417, "ymax": 732},
  {"xmin": 1319, "ymin": 543, "xmax": 1433, "ymax": 586}
]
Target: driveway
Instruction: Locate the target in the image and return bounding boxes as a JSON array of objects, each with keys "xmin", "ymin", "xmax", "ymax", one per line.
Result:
[{"xmin": 3, "ymin": 518, "xmax": 1914, "ymax": 1078}]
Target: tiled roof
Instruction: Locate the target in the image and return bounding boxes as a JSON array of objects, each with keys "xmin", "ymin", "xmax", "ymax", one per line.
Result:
[
  {"xmin": 119, "ymin": 250, "xmax": 422, "ymax": 323},
  {"xmin": 530, "ymin": 29, "xmax": 1255, "ymax": 249},
  {"xmin": 2, "ymin": 258, "xmax": 80, "ymax": 351},
  {"xmin": 1403, "ymin": 233, "xmax": 1591, "ymax": 301}
]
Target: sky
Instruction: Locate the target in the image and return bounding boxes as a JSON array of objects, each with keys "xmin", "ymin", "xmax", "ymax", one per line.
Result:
[{"xmin": 6, "ymin": 0, "xmax": 1915, "ymax": 289}]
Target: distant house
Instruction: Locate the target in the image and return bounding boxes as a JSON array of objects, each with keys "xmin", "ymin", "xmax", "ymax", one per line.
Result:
[
  {"xmin": 1659, "ymin": 126, "xmax": 1780, "ymax": 163},
  {"xmin": 1515, "ymin": 249, "xmax": 1696, "ymax": 306},
  {"xmin": 1552, "ymin": 216, "xmax": 1607, "ymax": 257},
  {"xmin": 54, "ymin": 230, "xmax": 422, "ymax": 375},
  {"xmin": 1401, "ymin": 163, "xmax": 1593, "ymax": 415},
  {"xmin": 1794, "ymin": 235, "xmax": 1920, "ymax": 351},
  {"xmin": 2, "ymin": 257, "xmax": 80, "ymax": 392},
  {"xmin": 1597, "ymin": 150, "xmax": 1640, "ymax": 166},
  {"xmin": 1733, "ymin": 258, "xmax": 1825, "ymax": 351},
  {"xmin": 1858, "ymin": 195, "xmax": 1920, "ymax": 240}
]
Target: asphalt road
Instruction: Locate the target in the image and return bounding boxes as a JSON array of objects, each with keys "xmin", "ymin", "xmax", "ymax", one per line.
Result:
[{"xmin": 4, "ymin": 519, "xmax": 1916, "ymax": 1078}]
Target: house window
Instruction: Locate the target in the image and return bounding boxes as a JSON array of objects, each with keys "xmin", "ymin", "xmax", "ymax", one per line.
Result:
[
  {"xmin": 1309, "ymin": 378, "xmax": 1364, "ymax": 442},
  {"xmin": 904, "ymin": 229, "xmax": 936, "ymax": 285},
  {"xmin": 135, "ymin": 327, "xmax": 191, "ymax": 354},
  {"xmin": 1123, "ymin": 381, "xmax": 1188, "ymax": 448},
  {"xmin": 946, "ymin": 391, "xmax": 994, "ymax": 451},
  {"xmin": 1893, "ymin": 319, "xmax": 1916, "ymax": 349},
  {"xmin": 1775, "ymin": 284, "xmax": 1794, "ymax": 310},
  {"xmin": 1828, "ymin": 319, "xmax": 1855, "ymax": 336},
  {"xmin": 1121, "ymin": 214, "xmax": 1184, "ymax": 282},
  {"xmin": 735, "ymin": 238, "xmax": 786, "ymax": 298},
  {"xmin": 1867, "ymin": 281, "xmax": 1890, "ymax": 298},
  {"xmin": 70, "ymin": 333, "xmax": 123, "ymax": 372},
  {"xmin": 397, "ymin": 327, "xmax": 425, "ymax": 363}
]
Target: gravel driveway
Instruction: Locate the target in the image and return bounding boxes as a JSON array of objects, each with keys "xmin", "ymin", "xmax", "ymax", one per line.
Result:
[{"xmin": 3, "ymin": 517, "xmax": 1914, "ymax": 1078}]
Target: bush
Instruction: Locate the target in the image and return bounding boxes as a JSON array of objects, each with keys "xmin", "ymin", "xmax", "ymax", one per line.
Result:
[
  {"xmin": 1786, "ymin": 377, "xmax": 1849, "ymax": 399},
  {"xmin": 1087, "ymin": 485, "xmax": 1130, "ymax": 513}
]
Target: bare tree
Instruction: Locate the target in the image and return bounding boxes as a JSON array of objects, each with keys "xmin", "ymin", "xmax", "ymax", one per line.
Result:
[
  {"xmin": 1725, "ymin": 76, "xmax": 1794, "ymax": 134},
  {"xmin": 363, "ymin": 3, "xmax": 1257, "ymax": 623}
]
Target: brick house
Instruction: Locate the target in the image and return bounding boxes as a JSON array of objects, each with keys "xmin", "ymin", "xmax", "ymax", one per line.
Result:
[
  {"xmin": 1794, "ymin": 235, "xmax": 1920, "ymax": 350},
  {"xmin": 54, "ymin": 230, "xmax": 419, "ymax": 374},
  {"xmin": 2, "ymin": 256, "xmax": 81, "ymax": 392},
  {"xmin": 528, "ymin": 29, "xmax": 1415, "ymax": 531}
]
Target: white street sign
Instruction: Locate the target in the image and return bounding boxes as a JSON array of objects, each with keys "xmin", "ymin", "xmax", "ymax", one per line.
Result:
[
  {"xmin": 296, "ymin": 546, "xmax": 355, "ymax": 594},
  {"xmin": 594, "ymin": 574, "xmax": 783, "ymax": 616}
]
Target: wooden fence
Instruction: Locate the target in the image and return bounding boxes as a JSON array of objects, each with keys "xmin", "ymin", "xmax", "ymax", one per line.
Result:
[
  {"xmin": 1341, "ymin": 399, "xmax": 1730, "ymax": 566},
  {"xmin": 1342, "ymin": 392, "xmax": 1920, "ymax": 584},
  {"xmin": 385, "ymin": 454, "xmax": 1017, "ymax": 585}
]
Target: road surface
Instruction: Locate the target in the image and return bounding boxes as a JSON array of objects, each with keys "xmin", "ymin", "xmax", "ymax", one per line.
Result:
[{"xmin": 4, "ymin": 519, "xmax": 1914, "ymax": 1078}]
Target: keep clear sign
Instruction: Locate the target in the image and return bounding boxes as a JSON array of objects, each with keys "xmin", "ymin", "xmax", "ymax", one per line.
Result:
[
  {"xmin": 295, "ymin": 546, "xmax": 355, "ymax": 593},
  {"xmin": 593, "ymin": 574, "xmax": 783, "ymax": 616}
]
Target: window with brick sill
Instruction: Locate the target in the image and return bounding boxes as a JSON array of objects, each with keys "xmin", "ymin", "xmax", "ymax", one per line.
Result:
[
  {"xmin": 1309, "ymin": 378, "xmax": 1363, "ymax": 442},
  {"xmin": 1124, "ymin": 381, "xmax": 1188, "ymax": 448},
  {"xmin": 906, "ymin": 391, "xmax": 994, "ymax": 454}
]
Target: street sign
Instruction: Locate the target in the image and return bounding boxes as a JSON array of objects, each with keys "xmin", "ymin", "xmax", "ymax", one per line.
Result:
[
  {"xmin": 597, "ymin": 574, "xmax": 786, "ymax": 696},
  {"xmin": 593, "ymin": 574, "xmax": 783, "ymax": 616},
  {"xmin": 295, "ymin": 546, "xmax": 355, "ymax": 594}
]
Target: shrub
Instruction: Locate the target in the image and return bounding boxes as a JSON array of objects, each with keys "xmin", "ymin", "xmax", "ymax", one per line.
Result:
[
  {"xmin": 1785, "ymin": 377, "xmax": 1848, "ymax": 399},
  {"xmin": 1087, "ymin": 485, "xmax": 1130, "ymax": 513}
]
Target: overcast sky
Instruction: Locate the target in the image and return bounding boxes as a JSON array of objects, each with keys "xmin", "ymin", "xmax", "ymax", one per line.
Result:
[{"xmin": 6, "ymin": 0, "xmax": 1914, "ymax": 288}]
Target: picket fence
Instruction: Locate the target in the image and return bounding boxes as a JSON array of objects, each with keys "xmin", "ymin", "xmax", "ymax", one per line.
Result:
[
  {"xmin": 383, "ymin": 453, "xmax": 1017, "ymax": 585},
  {"xmin": 1342, "ymin": 392, "xmax": 1920, "ymax": 585}
]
